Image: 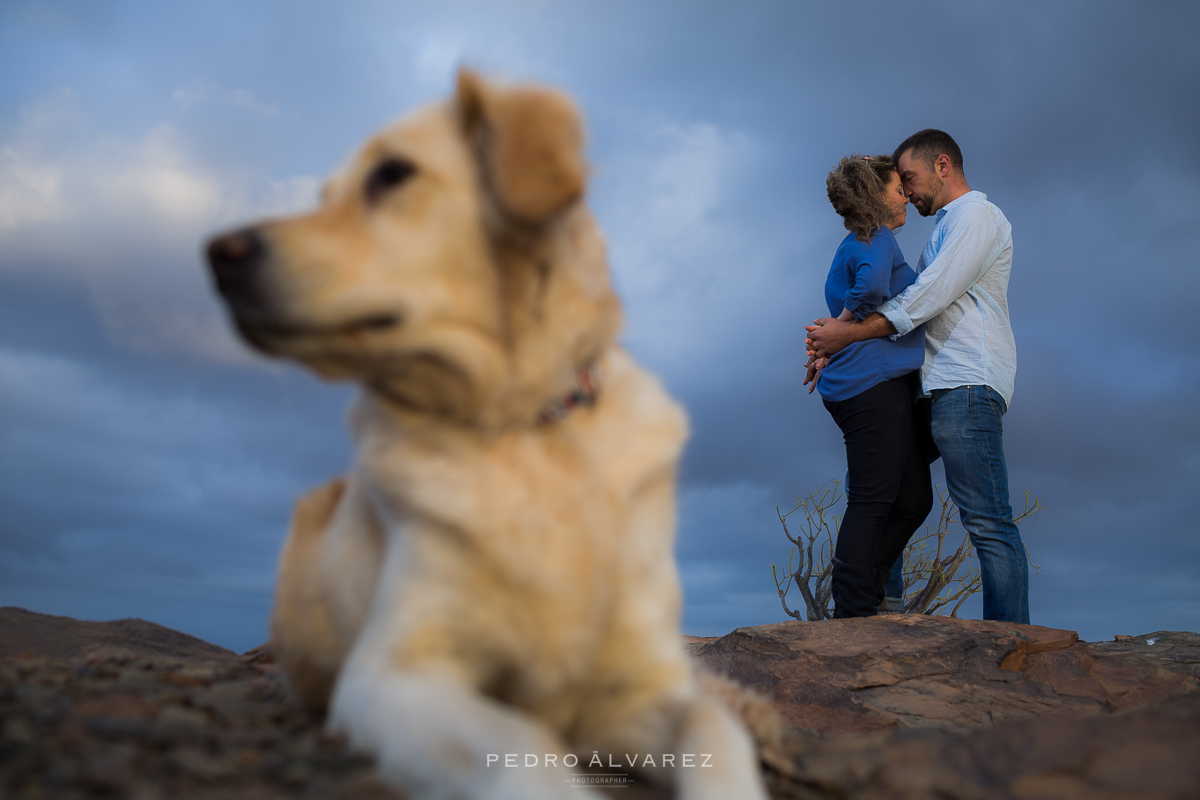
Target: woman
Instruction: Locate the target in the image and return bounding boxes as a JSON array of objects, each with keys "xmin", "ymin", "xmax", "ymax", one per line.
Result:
[{"xmin": 814, "ymin": 155, "xmax": 932, "ymax": 618}]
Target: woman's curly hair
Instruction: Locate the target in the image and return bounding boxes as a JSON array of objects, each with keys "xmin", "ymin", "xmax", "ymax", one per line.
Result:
[{"xmin": 826, "ymin": 154, "xmax": 898, "ymax": 243}]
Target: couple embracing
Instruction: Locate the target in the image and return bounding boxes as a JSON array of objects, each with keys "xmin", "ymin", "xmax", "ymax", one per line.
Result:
[{"xmin": 806, "ymin": 130, "xmax": 1028, "ymax": 624}]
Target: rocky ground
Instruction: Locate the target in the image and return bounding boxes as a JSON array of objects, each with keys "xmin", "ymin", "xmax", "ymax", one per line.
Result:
[
  {"xmin": 0, "ymin": 608, "xmax": 398, "ymax": 800},
  {"xmin": 2, "ymin": 606, "xmax": 1198, "ymax": 799},
  {"xmin": 693, "ymin": 616, "xmax": 1200, "ymax": 799}
]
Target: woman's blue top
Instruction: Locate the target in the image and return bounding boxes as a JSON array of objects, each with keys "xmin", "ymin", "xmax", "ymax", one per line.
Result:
[{"xmin": 816, "ymin": 228, "xmax": 925, "ymax": 402}]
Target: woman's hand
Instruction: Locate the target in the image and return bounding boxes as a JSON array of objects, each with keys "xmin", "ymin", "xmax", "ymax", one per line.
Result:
[{"xmin": 804, "ymin": 353, "xmax": 828, "ymax": 394}]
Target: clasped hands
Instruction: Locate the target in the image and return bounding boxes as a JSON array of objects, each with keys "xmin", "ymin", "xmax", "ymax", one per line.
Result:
[{"xmin": 803, "ymin": 313, "xmax": 859, "ymax": 394}]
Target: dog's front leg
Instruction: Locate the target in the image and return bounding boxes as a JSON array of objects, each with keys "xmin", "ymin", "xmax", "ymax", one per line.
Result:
[
  {"xmin": 272, "ymin": 478, "xmax": 350, "ymax": 710},
  {"xmin": 671, "ymin": 696, "xmax": 770, "ymax": 800},
  {"xmin": 329, "ymin": 663, "xmax": 602, "ymax": 800}
]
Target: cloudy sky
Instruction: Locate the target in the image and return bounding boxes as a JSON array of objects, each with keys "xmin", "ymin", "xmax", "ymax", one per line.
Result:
[{"xmin": 2, "ymin": 1, "xmax": 1197, "ymax": 653}]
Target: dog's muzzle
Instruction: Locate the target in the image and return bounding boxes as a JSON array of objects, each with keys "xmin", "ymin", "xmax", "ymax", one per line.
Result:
[{"xmin": 205, "ymin": 226, "xmax": 404, "ymax": 350}]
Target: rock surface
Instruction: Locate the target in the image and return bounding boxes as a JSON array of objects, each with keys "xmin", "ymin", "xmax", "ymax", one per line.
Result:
[
  {"xmin": 690, "ymin": 615, "xmax": 1200, "ymax": 733},
  {"xmin": 1, "ymin": 608, "xmax": 400, "ymax": 800},
  {"xmin": 3, "ymin": 607, "xmax": 1198, "ymax": 799},
  {"xmin": 767, "ymin": 693, "xmax": 1200, "ymax": 800},
  {"xmin": 693, "ymin": 617, "xmax": 1200, "ymax": 799}
]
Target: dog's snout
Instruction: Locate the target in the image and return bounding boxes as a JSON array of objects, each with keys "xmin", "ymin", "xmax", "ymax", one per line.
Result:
[{"xmin": 207, "ymin": 227, "xmax": 269, "ymax": 303}]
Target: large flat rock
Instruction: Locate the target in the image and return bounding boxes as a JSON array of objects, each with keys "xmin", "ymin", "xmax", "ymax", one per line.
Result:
[
  {"xmin": 693, "ymin": 617, "xmax": 1200, "ymax": 799},
  {"xmin": 691, "ymin": 615, "xmax": 1200, "ymax": 734},
  {"xmin": 768, "ymin": 693, "xmax": 1200, "ymax": 800}
]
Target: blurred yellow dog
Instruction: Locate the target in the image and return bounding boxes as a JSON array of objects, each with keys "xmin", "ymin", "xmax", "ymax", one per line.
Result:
[{"xmin": 206, "ymin": 70, "xmax": 770, "ymax": 800}]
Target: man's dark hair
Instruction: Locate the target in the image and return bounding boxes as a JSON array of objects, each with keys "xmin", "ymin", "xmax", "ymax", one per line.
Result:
[{"xmin": 893, "ymin": 129, "xmax": 963, "ymax": 174}]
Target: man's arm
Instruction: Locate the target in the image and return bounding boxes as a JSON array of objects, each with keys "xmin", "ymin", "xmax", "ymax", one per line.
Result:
[
  {"xmin": 877, "ymin": 201, "xmax": 1010, "ymax": 337},
  {"xmin": 805, "ymin": 312, "xmax": 896, "ymax": 359}
]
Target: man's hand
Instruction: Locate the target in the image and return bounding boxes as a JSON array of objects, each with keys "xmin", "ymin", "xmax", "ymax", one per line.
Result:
[
  {"xmin": 805, "ymin": 317, "xmax": 858, "ymax": 359},
  {"xmin": 803, "ymin": 354, "xmax": 827, "ymax": 394},
  {"xmin": 806, "ymin": 311, "xmax": 898, "ymax": 358}
]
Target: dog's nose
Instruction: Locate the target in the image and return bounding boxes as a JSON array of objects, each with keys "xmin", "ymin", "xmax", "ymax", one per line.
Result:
[
  {"xmin": 207, "ymin": 227, "xmax": 266, "ymax": 271},
  {"xmin": 206, "ymin": 227, "xmax": 268, "ymax": 302}
]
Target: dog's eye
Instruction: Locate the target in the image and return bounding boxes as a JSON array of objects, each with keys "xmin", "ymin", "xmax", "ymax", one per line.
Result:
[{"xmin": 365, "ymin": 158, "xmax": 417, "ymax": 204}]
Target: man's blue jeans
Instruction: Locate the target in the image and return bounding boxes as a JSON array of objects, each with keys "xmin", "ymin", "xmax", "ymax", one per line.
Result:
[{"xmin": 925, "ymin": 385, "xmax": 1029, "ymax": 624}]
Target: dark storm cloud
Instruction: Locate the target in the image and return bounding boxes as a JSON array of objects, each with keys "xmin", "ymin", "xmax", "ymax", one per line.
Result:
[{"xmin": 0, "ymin": 0, "xmax": 1197, "ymax": 649}]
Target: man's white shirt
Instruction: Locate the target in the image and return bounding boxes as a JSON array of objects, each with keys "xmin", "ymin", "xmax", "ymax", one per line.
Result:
[{"xmin": 878, "ymin": 190, "xmax": 1017, "ymax": 406}]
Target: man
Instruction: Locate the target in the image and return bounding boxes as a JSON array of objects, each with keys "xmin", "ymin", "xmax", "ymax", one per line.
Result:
[{"xmin": 806, "ymin": 129, "xmax": 1028, "ymax": 624}]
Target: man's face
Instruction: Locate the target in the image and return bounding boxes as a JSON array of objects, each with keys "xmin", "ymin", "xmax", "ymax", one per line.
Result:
[{"xmin": 897, "ymin": 150, "xmax": 944, "ymax": 217}]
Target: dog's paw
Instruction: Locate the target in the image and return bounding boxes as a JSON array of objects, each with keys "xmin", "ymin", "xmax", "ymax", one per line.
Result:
[
  {"xmin": 331, "ymin": 667, "xmax": 606, "ymax": 800},
  {"xmin": 695, "ymin": 670, "xmax": 784, "ymax": 754}
]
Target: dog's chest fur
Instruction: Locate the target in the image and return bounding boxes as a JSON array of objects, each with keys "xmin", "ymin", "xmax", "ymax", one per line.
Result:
[{"xmin": 343, "ymin": 350, "xmax": 687, "ymax": 706}]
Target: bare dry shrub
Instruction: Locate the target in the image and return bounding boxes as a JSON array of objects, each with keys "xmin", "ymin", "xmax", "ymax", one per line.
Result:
[{"xmin": 771, "ymin": 480, "xmax": 1043, "ymax": 620}]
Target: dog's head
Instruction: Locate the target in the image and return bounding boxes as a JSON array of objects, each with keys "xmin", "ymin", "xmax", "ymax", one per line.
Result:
[{"xmin": 206, "ymin": 70, "xmax": 621, "ymax": 427}]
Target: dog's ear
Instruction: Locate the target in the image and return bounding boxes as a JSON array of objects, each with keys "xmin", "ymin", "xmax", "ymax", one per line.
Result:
[{"xmin": 456, "ymin": 68, "xmax": 587, "ymax": 226}]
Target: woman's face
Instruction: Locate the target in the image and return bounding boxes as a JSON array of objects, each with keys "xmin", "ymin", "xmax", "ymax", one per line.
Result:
[{"xmin": 883, "ymin": 170, "xmax": 908, "ymax": 230}]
